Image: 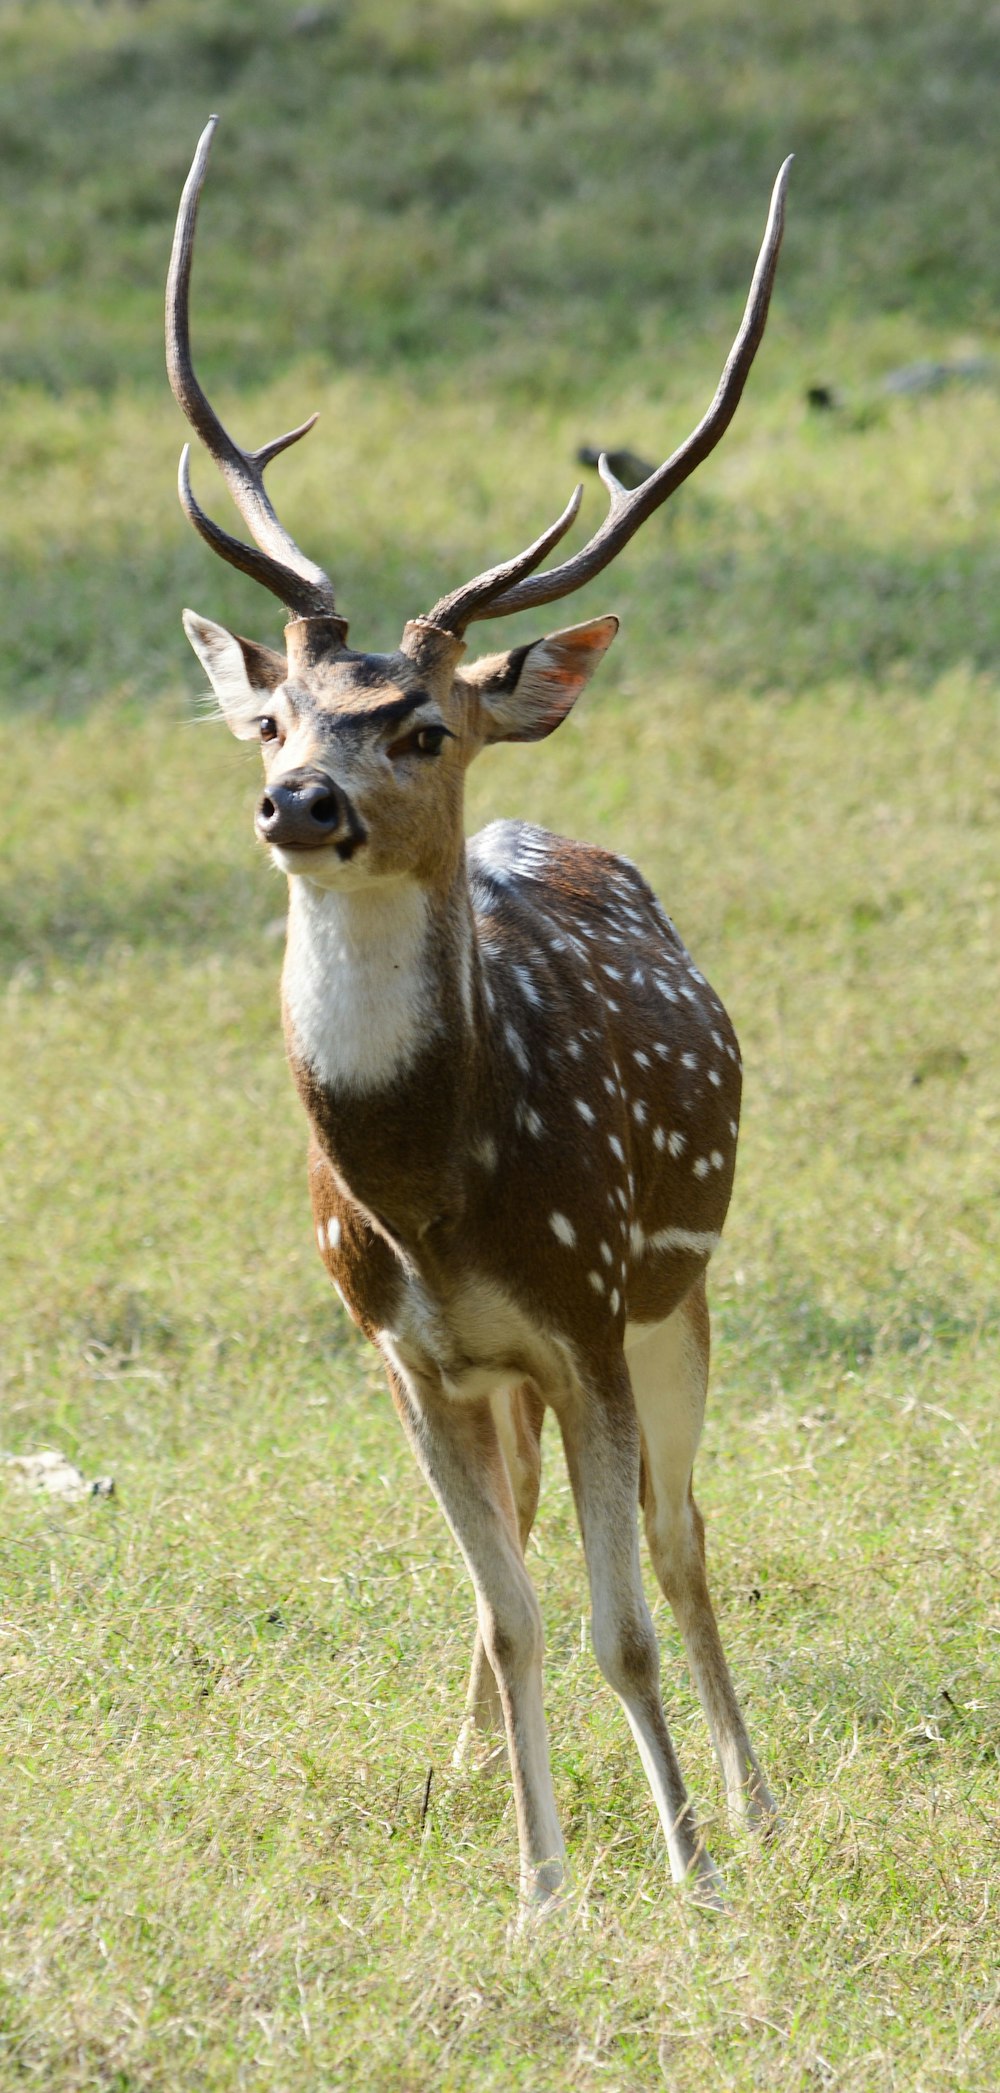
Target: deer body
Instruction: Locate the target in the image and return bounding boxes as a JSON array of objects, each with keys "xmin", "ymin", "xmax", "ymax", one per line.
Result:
[
  {"xmin": 168, "ymin": 121, "xmax": 790, "ymax": 1908},
  {"xmin": 297, "ymin": 819, "xmax": 740, "ymax": 1346}
]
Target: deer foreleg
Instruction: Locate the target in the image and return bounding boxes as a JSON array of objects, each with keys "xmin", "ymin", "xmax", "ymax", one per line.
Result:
[
  {"xmin": 559, "ymin": 1370, "xmax": 721, "ymax": 1900},
  {"xmin": 454, "ymin": 1382, "xmax": 545, "ymax": 1772},
  {"xmin": 386, "ymin": 1366, "xmax": 565, "ymax": 1908}
]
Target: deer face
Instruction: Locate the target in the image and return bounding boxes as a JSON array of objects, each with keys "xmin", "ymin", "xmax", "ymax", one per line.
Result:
[{"xmin": 184, "ymin": 610, "xmax": 618, "ymax": 893}]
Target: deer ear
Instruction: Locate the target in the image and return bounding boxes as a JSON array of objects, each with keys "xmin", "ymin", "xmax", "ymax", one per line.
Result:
[
  {"xmin": 463, "ymin": 616, "xmax": 619, "ymax": 744},
  {"xmin": 182, "ymin": 610, "xmax": 288, "ymax": 740}
]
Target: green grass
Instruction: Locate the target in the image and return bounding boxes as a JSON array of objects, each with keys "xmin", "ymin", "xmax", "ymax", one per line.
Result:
[{"xmin": 1, "ymin": 2, "xmax": 998, "ymax": 2087}]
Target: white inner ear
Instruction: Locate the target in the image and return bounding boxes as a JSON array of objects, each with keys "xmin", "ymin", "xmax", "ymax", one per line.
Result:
[
  {"xmin": 182, "ymin": 609, "xmax": 264, "ymax": 739},
  {"xmin": 484, "ymin": 616, "xmax": 619, "ymax": 741}
]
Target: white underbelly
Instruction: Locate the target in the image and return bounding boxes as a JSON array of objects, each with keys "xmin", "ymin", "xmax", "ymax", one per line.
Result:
[{"xmin": 378, "ymin": 1272, "xmax": 577, "ymax": 1408}]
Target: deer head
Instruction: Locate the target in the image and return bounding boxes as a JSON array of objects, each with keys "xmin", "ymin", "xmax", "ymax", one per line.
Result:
[{"xmin": 168, "ymin": 117, "xmax": 790, "ymax": 894}]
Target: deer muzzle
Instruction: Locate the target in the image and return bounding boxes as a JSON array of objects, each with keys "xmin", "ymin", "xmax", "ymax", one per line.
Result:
[{"xmin": 255, "ymin": 767, "xmax": 361, "ymax": 855}]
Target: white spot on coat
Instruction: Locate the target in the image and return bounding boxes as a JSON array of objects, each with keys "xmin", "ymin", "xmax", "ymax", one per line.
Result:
[
  {"xmin": 644, "ymin": 1225, "xmax": 720, "ymax": 1257},
  {"xmin": 550, "ymin": 1211, "xmax": 576, "ymax": 1247},
  {"xmin": 505, "ymin": 1024, "xmax": 530, "ymax": 1072},
  {"xmin": 513, "ymin": 964, "xmax": 542, "ymax": 1006}
]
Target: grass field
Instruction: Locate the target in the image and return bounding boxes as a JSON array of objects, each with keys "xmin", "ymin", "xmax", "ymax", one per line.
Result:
[{"xmin": 1, "ymin": 2, "xmax": 998, "ymax": 2088}]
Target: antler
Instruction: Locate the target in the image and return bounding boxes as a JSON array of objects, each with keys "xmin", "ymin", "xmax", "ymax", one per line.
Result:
[
  {"xmin": 425, "ymin": 157, "xmax": 793, "ymax": 635},
  {"xmin": 166, "ymin": 116, "xmax": 339, "ymax": 622}
]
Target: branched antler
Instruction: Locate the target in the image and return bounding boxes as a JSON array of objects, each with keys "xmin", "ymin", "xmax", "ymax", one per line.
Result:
[
  {"xmin": 424, "ymin": 157, "xmax": 793, "ymax": 635},
  {"xmin": 168, "ymin": 125, "xmax": 790, "ymax": 641},
  {"xmin": 166, "ymin": 116, "xmax": 339, "ymax": 621}
]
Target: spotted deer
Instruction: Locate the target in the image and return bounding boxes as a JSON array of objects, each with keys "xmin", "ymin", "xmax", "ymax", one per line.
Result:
[{"xmin": 168, "ymin": 118, "xmax": 790, "ymax": 1909}]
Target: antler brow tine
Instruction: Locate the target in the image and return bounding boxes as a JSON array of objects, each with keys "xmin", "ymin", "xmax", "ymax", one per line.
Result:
[
  {"xmin": 166, "ymin": 115, "xmax": 338, "ymax": 620},
  {"xmin": 424, "ymin": 156, "xmax": 793, "ymax": 633}
]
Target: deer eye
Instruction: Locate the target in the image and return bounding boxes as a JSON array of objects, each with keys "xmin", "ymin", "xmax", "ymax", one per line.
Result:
[
  {"xmin": 387, "ymin": 723, "xmax": 452, "ymax": 760},
  {"xmin": 259, "ymin": 716, "xmax": 280, "ymax": 743},
  {"xmin": 415, "ymin": 726, "xmax": 448, "ymax": 756}
]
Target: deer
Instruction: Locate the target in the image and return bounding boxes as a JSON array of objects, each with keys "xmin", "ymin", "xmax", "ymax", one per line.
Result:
[{"xmin": 167, "ymin": 116, "xmax": 790, "ymax": 1912}]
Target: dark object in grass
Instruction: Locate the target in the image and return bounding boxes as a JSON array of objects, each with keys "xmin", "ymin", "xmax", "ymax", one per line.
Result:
[
  {"xmin": 911, "ymin": 1044, "xmax": 970, "ymax": 1085},
  {"xmin": 881, "ymin": 358, "xmax": 994, "ymax": 396},
  {"xmin": 576, "ymin": 444, "xmax": 656, "ymax": 488}
]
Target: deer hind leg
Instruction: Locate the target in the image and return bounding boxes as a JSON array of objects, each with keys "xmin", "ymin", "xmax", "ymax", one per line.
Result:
[
  {"xmin": 626, "ymin": 1274, "xmax": 776, "ymax": 1829},
  {"xmin": 454, "ymin": 1382, "xmax": 545, "ymax": 1772},
  {"xmin": 387, "ymin": 1365, "xmax": 565, "ymax": 1908},
  {"xmin": 558, "ymin": 1371, "xmax": 721, "ymax": 1900}
]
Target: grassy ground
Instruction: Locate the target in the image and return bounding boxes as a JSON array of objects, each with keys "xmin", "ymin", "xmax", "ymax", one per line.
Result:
[{"xmin": 1, "ymin": 2, "xmax": 998, "ymax": 2088}]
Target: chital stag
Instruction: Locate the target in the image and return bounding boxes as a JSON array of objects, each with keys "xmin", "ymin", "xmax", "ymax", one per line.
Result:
[{"xmin": 168, "ymin": 117, "xmax": 790, "ymax": 1909}]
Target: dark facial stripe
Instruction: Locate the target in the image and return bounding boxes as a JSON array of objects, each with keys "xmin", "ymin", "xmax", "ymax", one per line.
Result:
[{"xmin": 323, "ymin": 690, "xmax": 432, "ymax": 735}]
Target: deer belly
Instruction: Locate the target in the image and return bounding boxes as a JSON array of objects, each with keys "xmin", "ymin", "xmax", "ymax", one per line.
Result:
[{"xmin": 377, "ymin": 1274, "xmax": 574, "ymax": 1408}]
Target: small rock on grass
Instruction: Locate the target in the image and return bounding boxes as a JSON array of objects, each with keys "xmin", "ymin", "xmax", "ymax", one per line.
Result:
[{"xmin": 1, "ymin": 1450, "xmax": 115, "ymax": 1502}]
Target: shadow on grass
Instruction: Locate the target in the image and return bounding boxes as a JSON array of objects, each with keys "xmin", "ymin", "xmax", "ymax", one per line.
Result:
[
  {"xmin": 0, "ymin": 855, "xmax": 277, "ymax": 974},
  {"xmin": 34, "ymin": 1275, "xmax": 365, "ymax": 1396},
  {"xmin": 721, "ymin": 1280, "xmax": 997, "ymax": 1380}
]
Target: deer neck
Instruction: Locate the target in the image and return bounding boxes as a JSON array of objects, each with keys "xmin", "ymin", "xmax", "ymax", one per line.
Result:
[
  {"xmin": 282, "ymin": 862, "xmax": 476, "ymax": 1104},
  {"xmin": 282, "ymin": 862, "xmax": 481, "ymax": 1248}
]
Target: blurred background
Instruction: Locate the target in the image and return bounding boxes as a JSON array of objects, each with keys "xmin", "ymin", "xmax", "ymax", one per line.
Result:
[{"xmin": 3, "ymin": 0, "xmax": 1000, "ymax": 701}]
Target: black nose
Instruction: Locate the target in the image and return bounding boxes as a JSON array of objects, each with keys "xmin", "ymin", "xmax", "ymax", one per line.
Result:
[{"xmin": 255, "ymin": 769, "xmax": 348, "ymax": 850}]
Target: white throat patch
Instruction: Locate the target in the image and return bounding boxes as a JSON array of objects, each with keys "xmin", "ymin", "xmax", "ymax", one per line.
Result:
[{"xmin": 282, "ymin": 877, "xmax": 435, "ymax": 1094}]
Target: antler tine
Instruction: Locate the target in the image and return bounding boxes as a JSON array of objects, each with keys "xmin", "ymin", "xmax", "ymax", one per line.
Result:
[
  {"xmin": 423, "ymin": 482, "xmax": 584, "ymax": 637},
  {"xmin": 166, "ymin": 115, "xmax": 338, "ymax": 620},
  {"xmin": 430, "ymin": 158, "xmax": 792, "ymax": 633},
  {"xmin": 177, "ymin": 444, "xmax": 339, "ymax": 611}
]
